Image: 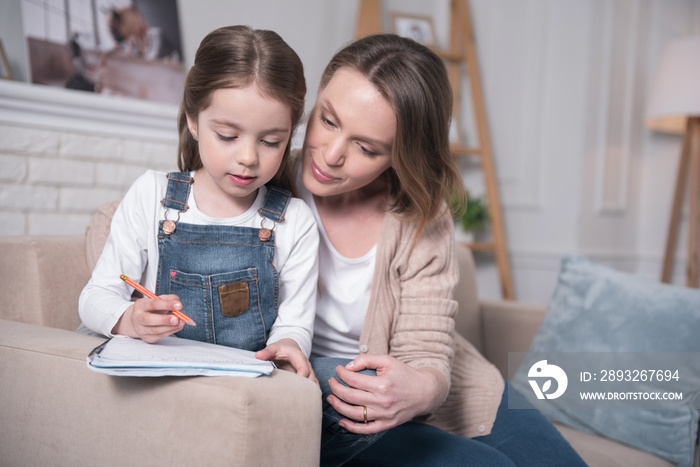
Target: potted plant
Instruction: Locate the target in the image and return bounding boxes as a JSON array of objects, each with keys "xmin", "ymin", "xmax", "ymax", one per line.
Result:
[{"xmin": 452, "ymin": 189, "xmax": 489, "ymax": 243}]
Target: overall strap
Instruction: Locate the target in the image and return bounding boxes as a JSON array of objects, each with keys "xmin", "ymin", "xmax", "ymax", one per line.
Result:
[
  {"xmin": 259, "ymin": 185, "xmax": 292, "ymax": 222},
  {"xmin": 161, "ymin": 172, "xmax": 194, "ymax": 212}
]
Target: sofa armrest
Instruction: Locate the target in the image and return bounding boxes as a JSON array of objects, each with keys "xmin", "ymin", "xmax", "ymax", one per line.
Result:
[
  {"xmin": 480, "ymin": 299, "xmax": 547, "ymax": 379},
  {"xmin": 0, "ymin": 236, "xmax": 90, "ymax": 330},
  {"xmin": 0, "ymin": 319, "xmax": 322, "ymax": 466}
]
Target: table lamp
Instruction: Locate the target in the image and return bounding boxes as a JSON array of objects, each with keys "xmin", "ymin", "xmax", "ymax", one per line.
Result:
[{"xmin": 646, "ymin": 35, "xmax": 700, "ymax": 287}]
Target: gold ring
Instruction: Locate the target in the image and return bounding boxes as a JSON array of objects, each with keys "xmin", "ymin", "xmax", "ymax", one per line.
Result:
[{"xmin": 363, "ymin": 405, "xmax": 368, "ymax": 423}]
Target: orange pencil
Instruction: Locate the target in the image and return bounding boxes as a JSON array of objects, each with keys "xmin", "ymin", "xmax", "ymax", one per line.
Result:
[{"xmin": 119, "ymin": 274, "xmax": 196, "ymax": 326}]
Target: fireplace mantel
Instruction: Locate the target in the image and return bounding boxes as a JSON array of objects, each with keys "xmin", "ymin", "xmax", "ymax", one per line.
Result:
[{"xmin": 0, "ymin": 80, "xmax": 178, "ymax": 143}]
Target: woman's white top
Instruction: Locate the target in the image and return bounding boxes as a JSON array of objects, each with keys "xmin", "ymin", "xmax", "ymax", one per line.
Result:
[
  {"xmin": 298, "ymin": 183, "xmax": 375, "ymax": 359},
  {"xmin": 78, "ymin": 170, "xmax": 318, "ymax": 357}
]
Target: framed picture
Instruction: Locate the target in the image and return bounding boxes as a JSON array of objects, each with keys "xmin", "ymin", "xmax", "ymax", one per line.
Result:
[
  {"xmin": 391, "ymin": 13, "xmax": 436, "ymax": 46},
  {"xmin": 0, "ymin": 41, "xmax": 12, "ymax": 80},
  {"xmin": 21, "ymin": 0, "xmax": 185, "ymax": 104}
]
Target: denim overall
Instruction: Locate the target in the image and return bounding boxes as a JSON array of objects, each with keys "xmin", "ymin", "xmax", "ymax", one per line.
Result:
[{"xmin": 154, "ymin": 172, "xmax": 291, "ymax": 351}]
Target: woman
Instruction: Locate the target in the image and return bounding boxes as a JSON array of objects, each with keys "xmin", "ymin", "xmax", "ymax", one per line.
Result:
[{"xmin": 297, "ymin": 34, "xmax": 587, "ymax": 466}]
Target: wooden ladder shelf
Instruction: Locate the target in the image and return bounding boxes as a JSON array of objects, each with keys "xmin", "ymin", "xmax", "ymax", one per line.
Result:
[{"xmin": 356, "ymin": 0, "xmax": 515, "ymax": 299}]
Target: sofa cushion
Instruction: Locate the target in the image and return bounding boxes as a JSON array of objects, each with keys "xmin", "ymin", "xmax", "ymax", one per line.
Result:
[
  {"xmin": 554, "ymin": 423, "xmax": 674, "ymax": 467},
  {"xmin": 0, "ymin": 235, "xmax": 89, "ymax": 330},
  {"xmin": 85, "ymin": 200, "xmax": 120, "ymax": 272},
  {"xmin": 511, "ymin": 255, "xmax": 700, "ymax": 467}
]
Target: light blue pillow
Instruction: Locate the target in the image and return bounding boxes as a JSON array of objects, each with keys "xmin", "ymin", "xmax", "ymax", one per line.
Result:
[{"xmin": 511, "ymin": 255, "xmax": 700, "ymax": 467}]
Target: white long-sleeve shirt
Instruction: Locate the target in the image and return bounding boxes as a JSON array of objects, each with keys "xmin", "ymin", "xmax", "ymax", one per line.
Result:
[{"xmin": 79, "ymin": 170, "xmax": 318, "ymax": 357}]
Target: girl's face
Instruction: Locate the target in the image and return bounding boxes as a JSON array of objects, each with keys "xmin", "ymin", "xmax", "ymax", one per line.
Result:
[
  {"xmin": 187, "ymin": 84, "xmax": 291, "ymax": 214},
  {"xmin": 302, "ymin": 67, "xmax": 395, "ymax": 199}
]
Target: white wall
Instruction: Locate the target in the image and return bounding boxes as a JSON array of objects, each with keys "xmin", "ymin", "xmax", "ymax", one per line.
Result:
[
  {"xmin": 1, "ymin": 0, "xmax": 699, "ymax": 305},
  {"xmin": 175, "ymin": 0, "xmax": 358, "ymax": 116},
  {"xmin": 464, "ymin": 0, "xmax": 700, "ymax": 303}
]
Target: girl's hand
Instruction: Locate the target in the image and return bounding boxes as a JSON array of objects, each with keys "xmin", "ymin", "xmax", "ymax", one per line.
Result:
[
  {"xmin": 111, "ymin": 295, "xmax": 185, "ymax": 343},
  {"xmin": 256, "ymin": 338, "xmax": 318, "ymax": 384},
  {"xmin": 326, "ymin": 354, "xmax": 448, "ymax": 435}
]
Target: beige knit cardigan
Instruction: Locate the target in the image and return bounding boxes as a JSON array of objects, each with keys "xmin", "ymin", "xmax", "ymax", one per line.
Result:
[{"xmin": 357, "ymin": 207, "xmax": 504, "ymax": 438}]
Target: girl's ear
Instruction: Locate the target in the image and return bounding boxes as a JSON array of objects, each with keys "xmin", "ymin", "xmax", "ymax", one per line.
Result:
[{"xmin": 186, "ymin": 114, "xmax": 198, "ymax": 141}]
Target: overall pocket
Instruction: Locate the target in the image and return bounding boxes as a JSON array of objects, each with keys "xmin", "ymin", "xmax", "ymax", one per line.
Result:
[
  {"xmin": 170, "ymin": 268, "xmax": 265, "ymax": 349},
  {"xmin": 218, "ymin": 281, "xmax": 250, "ymax": 317}
]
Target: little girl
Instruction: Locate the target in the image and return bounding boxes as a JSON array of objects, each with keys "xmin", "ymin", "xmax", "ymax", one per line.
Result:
[{"xmin": 79, "ymin": 25, "xmax": 318, "ymax": 379}]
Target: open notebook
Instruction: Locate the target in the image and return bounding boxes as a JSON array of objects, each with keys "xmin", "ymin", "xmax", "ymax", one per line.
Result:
[{"xmin": 87, "ymin": 335, "xmax": 275, "ymax": 377}]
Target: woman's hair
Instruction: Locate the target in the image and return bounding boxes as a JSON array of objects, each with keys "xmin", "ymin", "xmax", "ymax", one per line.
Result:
[
  {"xmin": 177, "ymin": 25, "xmax": 306, "ymax": 192},
  {"xmin": 320, "ymin": 34, "xmax": 466, "ymax": 234}
]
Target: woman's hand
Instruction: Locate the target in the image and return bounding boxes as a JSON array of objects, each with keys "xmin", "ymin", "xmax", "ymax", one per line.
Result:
[
  {"xmin": 111, "ymin": 295, "xmax": 185, "ymax": 343},
  {"xmin": 326, "ymin": 354, "xmax": 448, "ymax": 434},
  {"xmin": 256, "ymin": 338, "xmax": 318, "ymax": 384}
]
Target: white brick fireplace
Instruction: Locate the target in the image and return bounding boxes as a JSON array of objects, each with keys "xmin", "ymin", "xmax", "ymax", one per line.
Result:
[{"xmin": 0, "ymin": 80, "xmax": 178, "ymax": 236}]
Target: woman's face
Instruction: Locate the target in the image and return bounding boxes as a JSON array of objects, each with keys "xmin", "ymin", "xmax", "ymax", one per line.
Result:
[{"xmin": 301, "ymin": 67, "xmax": 395, "ymax": 199}]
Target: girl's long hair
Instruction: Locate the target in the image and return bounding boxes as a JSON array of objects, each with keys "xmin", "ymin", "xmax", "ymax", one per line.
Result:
[{"xmin": 177, "ymin": 25, "xmax": 306, "ymax": 192}]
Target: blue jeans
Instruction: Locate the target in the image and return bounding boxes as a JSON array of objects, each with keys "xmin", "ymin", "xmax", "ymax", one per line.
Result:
[
  {"xmin": 313, "ymin": 356, "xmax": 587, "ymax": 467},
  {"xmin": 311, "ymin": 357, "xmax": 387, "ymax": 467}
]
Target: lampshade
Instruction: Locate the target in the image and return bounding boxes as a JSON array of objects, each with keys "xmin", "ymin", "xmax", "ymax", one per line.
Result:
[{"xmin": 646, "ymin": 35, "xmax": 700, "ymax": 134}]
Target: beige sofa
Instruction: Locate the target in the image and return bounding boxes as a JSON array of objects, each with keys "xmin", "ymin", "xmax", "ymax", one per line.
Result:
[{"xmin": 0, "ymin": 227, "xmax": 691, "ymax": 466}]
